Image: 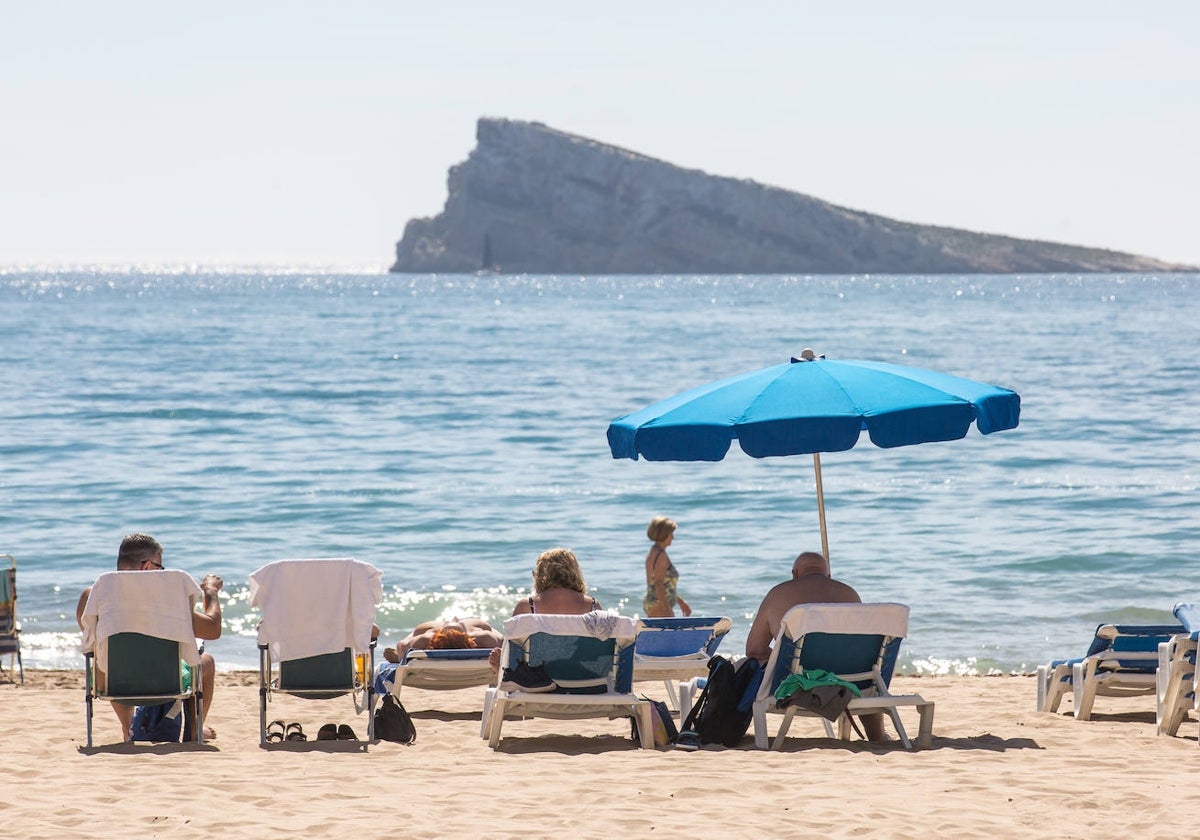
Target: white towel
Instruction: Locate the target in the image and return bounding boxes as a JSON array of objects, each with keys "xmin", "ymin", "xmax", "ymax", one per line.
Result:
[
  {"xmin": 502, "ymin": 611, "xmax": 637, "ymax": 644},
  {"xmin": 779, "ymin": 602, "xmax": 910, "ymax": 641},
  {"xmin": 249, "ymin": 557, "xmax": 382, "ymax": 662},
  {"xmin": 80, "ymin": 570, "xmax": 203, "ymax": 674}
]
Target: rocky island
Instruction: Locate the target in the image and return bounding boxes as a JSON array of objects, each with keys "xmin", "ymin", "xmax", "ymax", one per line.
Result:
[{"xmin": 391, "ymin": 118, "xmax": 1188, "ymax": 275}]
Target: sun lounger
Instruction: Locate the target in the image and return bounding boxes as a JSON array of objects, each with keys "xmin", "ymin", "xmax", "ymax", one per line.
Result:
[
  {"xmin": 1037, "ymin": 622, "xmax": 1182, "ymax": 719},
  {"xmin": 481, "ymin": 612, "xmax": 654, "ymax": 749},
  {"xmin": 1156, "ymin": 604, "xmax": 1200, "ymax": 740},
  {"xmin": 375, "ymin": 647, "xmax": 496, "ymax": 703},
  {"xmin": 250, "ymin": 558, "xmax": 382, "ymax": 746},
  {"xmin": 751, "ymin": 602, "xmax": 933, "ymax": 750},
  {"xmin": 633, "ymin": 615, "xmax": 732, "ymax": 710}
]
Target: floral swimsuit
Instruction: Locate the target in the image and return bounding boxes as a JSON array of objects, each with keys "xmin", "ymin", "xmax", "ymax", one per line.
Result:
[{"xmin": 643, "ymin": 546, "xmax": 679, "ymax": 613}]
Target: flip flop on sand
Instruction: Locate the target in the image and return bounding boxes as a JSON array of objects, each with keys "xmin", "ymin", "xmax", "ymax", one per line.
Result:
[
  {"xmin": 266, "ymin": 720, "xmax": 287, "ymax": 743},
  {"xmin": 317, "ymin": 723, "xmax": 339, "ymax": 741},
  {"xmin": 284, "ymin": 722, "xmax": 307, "ymax": 742},
  {"xmin": 336, "ymin": 724, "xmax": 358, "ymax": 741}
]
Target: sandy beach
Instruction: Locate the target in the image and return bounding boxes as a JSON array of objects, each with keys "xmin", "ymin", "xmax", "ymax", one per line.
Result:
[{"xmin": 3, "ymin": 670, "xmax": 1198, "ymax": 839}]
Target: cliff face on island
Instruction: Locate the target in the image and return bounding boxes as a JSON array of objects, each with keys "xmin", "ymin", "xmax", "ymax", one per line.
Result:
[{"xmin": 392, "ymin": 118, "xmax": 1188, "ymax": 275}]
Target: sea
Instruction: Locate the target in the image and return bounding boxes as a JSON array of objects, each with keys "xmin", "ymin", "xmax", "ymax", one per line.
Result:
[{"xmin": 1, "ymin": 269, "xmax": 1197, "ymax": 676}]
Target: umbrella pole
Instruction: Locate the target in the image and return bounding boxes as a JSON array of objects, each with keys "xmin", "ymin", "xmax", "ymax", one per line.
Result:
[{"xmin": 813, "ymin": 452, "xmax": 830, "ymax": 561}]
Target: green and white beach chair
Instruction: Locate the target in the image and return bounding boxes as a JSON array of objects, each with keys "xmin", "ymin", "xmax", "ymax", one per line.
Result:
[
  {"xmin": 250, "ymin": 558, "xmax": 382, "ymax": 747},
  {"xmin": 482, "ymin": 612, "xmax": 653, "ymax": 749},
  {"xmin": 751, "ymin": 602, "xmax": 933, "ymax": 750},
  {"xmin": 79, "ymin": 569, "xmax": 207, "ymax": 747}
]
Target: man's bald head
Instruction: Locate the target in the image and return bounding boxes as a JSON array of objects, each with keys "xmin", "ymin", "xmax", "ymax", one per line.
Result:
[{"xmin": 791, "ymin": 551, "xmax": 830, "ymax": 578}]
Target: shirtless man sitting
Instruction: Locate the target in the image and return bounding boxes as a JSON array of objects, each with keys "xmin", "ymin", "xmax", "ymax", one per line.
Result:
[
  {"xmin": 744, "ymin": 550, "xmax": 888, "ymax": 741},
  {"xmin": 383, "ymin": 617, "xmax": 502, "ymax": 663}
]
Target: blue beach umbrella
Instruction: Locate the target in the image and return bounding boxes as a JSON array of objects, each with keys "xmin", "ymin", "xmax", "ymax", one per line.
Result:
[{"xmin": 607, "ymin": 349, "xmax": 1020, "ymax": 560}]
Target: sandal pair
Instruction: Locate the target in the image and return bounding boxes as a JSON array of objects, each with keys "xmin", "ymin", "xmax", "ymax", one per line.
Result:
[
  {"xmin": 266, "ymin": 719, "xmax": 308, "ymax": 742},
  {"xmin": 316, "ymin": 723, "xmax": 358, "ymax": 741}
]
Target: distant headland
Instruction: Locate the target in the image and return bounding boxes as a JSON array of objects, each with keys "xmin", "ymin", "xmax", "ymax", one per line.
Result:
[{"xmin": 391, "ymin": 118, "xmax": 1191, "ymax": 275}]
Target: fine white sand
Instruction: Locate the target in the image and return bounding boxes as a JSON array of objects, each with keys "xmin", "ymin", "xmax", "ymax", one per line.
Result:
[{"xmin": 3, "ymin": 671, "xmax": 1199, "ymax": 839}]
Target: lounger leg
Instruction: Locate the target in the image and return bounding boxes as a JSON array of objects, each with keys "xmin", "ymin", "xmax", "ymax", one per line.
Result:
[
  {"xmin": 1156, "ymin": 643, "xmax": 1169, "ymax": 734},
  {"xmin": 915, "ymin": 700, "xmax": 934, "ymax": 749},
  {"xmin": 663, "ymin": 679, "xmax": 680, "ymax": 712},
  {"xmin": 1046, "ymin": 664, "xmax": 1073, "ymax": 713},
  {"xmin": 770, "ymin": 706, "xmax": 796, "ymax": 751},
  {"xmin": 259, "ymin": 647, "xmax": 269, "ymax": 746},
  {"xmin": 889, "ymin": 707, "xmax": 912, "ymax": 750},
  {"xmin": 366, "ymin": 644, "xmax": 376, "ymax": 746},
  {"xmin": 1156, "ymin": 642, "xmax": 1179, "ymax": 736},
  {"xmin": 194, "ymin": 688, "xmax": 205, "ymax": 745},
  {"xmin": 1194, "ymin": 675, "xmax": 1200, "ymax": 748},
  {"xmin": 1072, "ymin": 661, "xmax": 1097, "ymax": 720},
  {"xmin": 85, "ymin": 654, "xmax": 94, "ymax": 749},
  {"xmin": 679, "ymin": 679, "xmax": 698, "ymax": 726},
  {"xmin": 486, "ymin": 697, "xmax": 507, "ymax": 748},
  {"xmin": 480, "ymin": 688, "xmax": 497, "ymax": 740},
  {"xmin": 636, "ymin": 702, "xmax": 654, "ymax": 749},
  {"xmin": 753, "ymin": 700, "xmax": 770, "ymax": 749}
]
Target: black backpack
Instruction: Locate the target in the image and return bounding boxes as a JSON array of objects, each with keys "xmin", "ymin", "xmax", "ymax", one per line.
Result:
[
  {"xmin": 374, "ymin": 693, "xmax": 417, "ymax": 744},
  {"xmin": 680, "ymin": 655, "xmax": 764, "ymax": 747}
]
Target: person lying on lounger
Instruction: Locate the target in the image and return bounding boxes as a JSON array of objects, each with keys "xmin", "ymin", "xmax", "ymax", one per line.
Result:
[{"xmin": 383, "ymin": 618, "xmax": 503, "ymax": 663}]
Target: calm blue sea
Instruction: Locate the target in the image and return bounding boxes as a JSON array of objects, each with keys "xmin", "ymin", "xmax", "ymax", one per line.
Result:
[{"xmin": 1, "ymin": 270, "xmax": 1197, "ymax": 674}]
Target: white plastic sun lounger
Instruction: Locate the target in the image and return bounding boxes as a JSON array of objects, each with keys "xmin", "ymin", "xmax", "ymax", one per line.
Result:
[{"xmin": 1156, "ymin": 604, "xmax": 1200, "ymax": 741}]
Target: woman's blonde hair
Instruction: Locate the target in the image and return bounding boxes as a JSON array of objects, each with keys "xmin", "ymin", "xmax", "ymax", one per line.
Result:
[
  {"xmin": 533, "ymin": 547, "xmax": 587, "ymax": 594},
  {"xmin": 646, "ymin": 515, "xmax": 677, "ymax": 543}
]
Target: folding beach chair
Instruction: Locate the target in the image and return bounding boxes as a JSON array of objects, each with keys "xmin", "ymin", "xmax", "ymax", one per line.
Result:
[
  {"xmin": 79, "ymin": 570, "xmax": 206, "ymax": 747},
  {"xmin": 751, "ymin": 602, "xmax": 933, "ymax": 750},
  {"xmin": 481, "ymin": 612, "xmax": 654, "ymax": 749},
  {"xmin": 250, "ymin": 558, "xmax": 382, "ymax": 746},
  {"xmin": 633, "ymin": 615, "xmax": 732, "ymax": 711},
  {"xmin": 1156, "ymin": 603, "xmax": 1200, "ymax": 741},
  {"xmin": 0, "ymin": 554, "xmax": 23, "ymax": 684},
  {"xmin": 1036, "ymin": 621, "xmax": 1182, "ymax": 719}
]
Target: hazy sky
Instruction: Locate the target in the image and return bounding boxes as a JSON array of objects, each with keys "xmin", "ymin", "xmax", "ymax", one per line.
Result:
[{"xmin": 3, "ymin": 2, "xmax": 1197, "ymax": 268}]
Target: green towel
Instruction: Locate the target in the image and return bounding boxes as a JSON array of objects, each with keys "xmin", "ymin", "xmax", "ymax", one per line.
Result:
[{"xmin": 774, "ymin": 668, "xmax": 862, "ymax": 701}]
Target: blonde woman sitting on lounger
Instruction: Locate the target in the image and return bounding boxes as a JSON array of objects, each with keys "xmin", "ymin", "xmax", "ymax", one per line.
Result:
[{"xmin": 486, "ymin": 547, "xmax": 603, "ymax": 671}]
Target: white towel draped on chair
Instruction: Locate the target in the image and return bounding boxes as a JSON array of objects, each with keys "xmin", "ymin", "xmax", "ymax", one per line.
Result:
[
  {"xmin": 501, "ymin": 610, "xmax": 634, "ymax": 642},
  {"xmin": 250, "ymin": 557, "xmax": 382, "ymax": 662},
  {"xmin": 80, "ymin": 570, "xmax": 203, "ymax": 673}
]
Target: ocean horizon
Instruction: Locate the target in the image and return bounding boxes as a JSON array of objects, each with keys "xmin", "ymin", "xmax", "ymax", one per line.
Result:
[{"xmin": 2, "ymin": 268, "xmax": 1197, "ymax": 675}]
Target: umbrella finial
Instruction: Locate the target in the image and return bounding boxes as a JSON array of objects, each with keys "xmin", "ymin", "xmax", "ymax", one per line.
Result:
[{"xmin": 791, "ymin": 348, "xmax": 824, "ymax": 363}]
